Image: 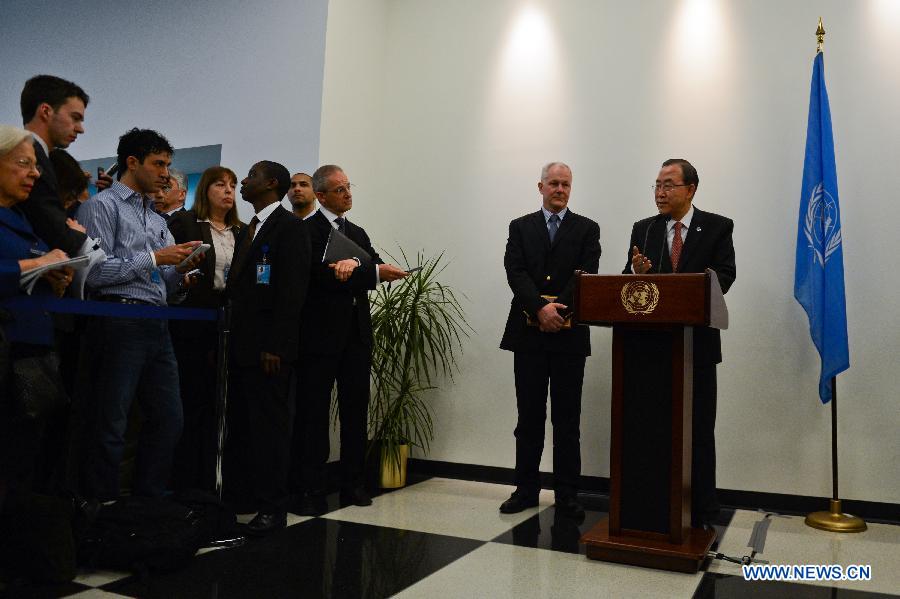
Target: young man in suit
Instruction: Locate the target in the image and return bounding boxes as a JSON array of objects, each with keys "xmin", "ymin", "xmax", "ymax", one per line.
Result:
[
  {"xmin": 289, "ymin": 171, "xmax": 317, "ymax": 219},
  {"xmin": 19, "ymin": 75, "xmax": 92, "ymax": 256},
  {"xmin": 226, "ymin": 160, "xmax": 310, "ymax": 534},
  {"xmin": 499, "ymin": 162, "xmax": 601, "ymax": 518},
  {"xmin": 625, "ymin": 158, "xmax": 736, "ymax": 527},
  {"xmin": 294, "ymin": 164, "xmax": 407, "ymax": 515}
]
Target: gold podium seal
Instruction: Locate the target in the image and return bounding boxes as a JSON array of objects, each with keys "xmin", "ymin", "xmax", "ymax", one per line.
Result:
[{"xmin": 621, "ymin": 281, "xmax": 660, "ymax": 314}]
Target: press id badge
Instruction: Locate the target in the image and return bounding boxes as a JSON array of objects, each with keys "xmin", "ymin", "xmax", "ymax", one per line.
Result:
[{"xmin": 256, "ymin": 263, "xmax": 271, "ymax": 285}]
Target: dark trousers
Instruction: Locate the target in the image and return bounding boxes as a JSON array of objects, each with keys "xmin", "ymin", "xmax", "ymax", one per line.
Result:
[
  {"xmin": 692, "ymin": 363, "xmax": 718, "ymax": 522},
  {"xmin": 512, "ymin": 351, "xmax": 586, "ymax": 498},
  {"xmin": 170, "ymin": 320, "xmax": 218, "ymax": 492},
  {"xmin": 230, "ymin": 363, "xmax": 294, "ymax": 513},
  {"xmin": 298, "ymin": 329, "xmax": 371, "ymax": 492},
  {"xmin": 89, "ymin": 317, "xmax": 183, "ymax": 500}
]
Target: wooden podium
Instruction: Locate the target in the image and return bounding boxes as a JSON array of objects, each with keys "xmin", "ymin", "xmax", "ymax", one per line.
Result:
[{"xmin": 574, "ymin": 270, "xmax": 728, "ymax": 573}]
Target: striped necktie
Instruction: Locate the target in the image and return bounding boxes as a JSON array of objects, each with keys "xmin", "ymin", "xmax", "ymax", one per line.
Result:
[
  {"xmin": 670, "ymin": 221, "xmax": 683, "ymax": 272},
  {"xmin": 548, "ymin": 213, "xmax": 560, "ymax": 243}
]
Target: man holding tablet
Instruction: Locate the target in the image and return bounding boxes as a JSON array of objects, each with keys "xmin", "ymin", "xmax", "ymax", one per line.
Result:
[{"xmin": 79, "ymin": 127, "xmax": 203, "ymax": 502}]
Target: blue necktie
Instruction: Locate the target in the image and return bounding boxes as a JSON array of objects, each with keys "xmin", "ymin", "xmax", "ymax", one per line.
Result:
[
  {"xmin": 334, "ymin": 217, "xmax": 346, "ymax": 233},
  {"xmin": 548, "ymin": 213, "xmax": 560, "ymax": 243}
]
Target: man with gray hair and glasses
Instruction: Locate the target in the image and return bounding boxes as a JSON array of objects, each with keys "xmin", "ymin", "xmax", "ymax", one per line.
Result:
[
  {"xmin": 154, "ymin": 168, "xmax": 187, "ymax": 221},
  {"xmin": 293, "ymin": 164, "xmax": 408, "ymax": 515}
]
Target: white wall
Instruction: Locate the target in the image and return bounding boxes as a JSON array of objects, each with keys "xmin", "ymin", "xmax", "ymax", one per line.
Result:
[
  {"xmin": 320, "ymin": 0, "xmax": 900, "ymax": 503},
  {"xmin": 0, "ymin": 0, "xmax": 329, "ymax": 220}
]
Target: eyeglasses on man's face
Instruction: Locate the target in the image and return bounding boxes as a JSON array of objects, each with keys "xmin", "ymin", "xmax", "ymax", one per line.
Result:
[
  {"xmin": 326, "ymin": 183, "xmax": 354, "ymax": 195},
  {"xmin": 651, "ymin": 183, "xmax": 690, "ymax": 194}
]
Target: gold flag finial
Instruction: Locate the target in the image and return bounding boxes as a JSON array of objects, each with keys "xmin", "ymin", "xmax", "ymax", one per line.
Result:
[{"xmin": 816, "ymin": 17, "xmax": 826, "ymax": 54}]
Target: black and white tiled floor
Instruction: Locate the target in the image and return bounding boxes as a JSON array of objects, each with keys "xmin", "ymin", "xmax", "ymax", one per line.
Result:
[{"xmin": 10, "ymin": 477, "xmax": 899, "ymax": 598}]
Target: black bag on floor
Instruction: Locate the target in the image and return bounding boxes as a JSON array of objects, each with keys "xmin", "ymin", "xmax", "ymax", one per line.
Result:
[
  {"xmin": 170, "ymin": 489, "xmax": 241, "ymax": 543},
  {"xmin": 77, "ymin": 496, "xmax": 206, "ymax": 575}
]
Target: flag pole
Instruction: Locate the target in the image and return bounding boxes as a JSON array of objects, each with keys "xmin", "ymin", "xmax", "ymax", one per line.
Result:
[
  {"xmin": 805, "ymin": 378, "xmax": 865, "ymax": 531},
  {"xmin": 803, "ymin": 19, "xmax": 865, "ymax": 533}
]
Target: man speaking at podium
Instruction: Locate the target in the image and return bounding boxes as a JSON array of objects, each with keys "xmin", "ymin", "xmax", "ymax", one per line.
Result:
[
  {"xmin": 499, "ymin": 162, "xmax": 601, "ymax": 518},
  {"xmin": 625, "ymin": 158, "xmax": 735, "ymax": 527}
]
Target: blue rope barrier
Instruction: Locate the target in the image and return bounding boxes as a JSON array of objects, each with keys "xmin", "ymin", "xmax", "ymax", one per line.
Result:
[{"xmin": 0, "ymin": 295, "xmax": 218, "ymax": 321}]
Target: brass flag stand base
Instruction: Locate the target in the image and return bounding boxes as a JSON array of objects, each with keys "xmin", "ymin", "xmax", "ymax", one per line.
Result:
[{"xmin": 806, "ymin": 499, "xmax": 867, "ymax": 533}]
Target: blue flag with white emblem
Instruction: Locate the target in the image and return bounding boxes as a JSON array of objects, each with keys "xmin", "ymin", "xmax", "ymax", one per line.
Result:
[{"xmin": 794, "ymin": 52, "xmax": 849, "ymax": 404}]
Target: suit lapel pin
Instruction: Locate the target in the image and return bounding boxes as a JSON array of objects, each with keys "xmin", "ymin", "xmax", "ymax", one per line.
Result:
[{"xmin": 695, "ymin": 226, "xmax": 702, "ymax": 232}]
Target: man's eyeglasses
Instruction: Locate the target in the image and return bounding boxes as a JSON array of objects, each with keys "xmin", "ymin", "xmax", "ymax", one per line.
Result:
[
  {"xmin": 326, "ymin": 183, "xmax": 354, "ymax": 195},
  {"xmin": 651, "ymin": 183, "xmax": 690, "ymax": 193}
]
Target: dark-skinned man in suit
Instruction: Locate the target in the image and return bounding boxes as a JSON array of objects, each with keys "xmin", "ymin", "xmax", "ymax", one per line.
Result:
[
  {"xmin": 499, "ymin": 162, "xmax": 601, "ymax": 519},
  {"xmin": 226, "ymin": 160, "xmax": 310, "ymax": 534},
  {"xmin": 625, "ymin": 158, "xmax": 736, "ymax": 527},
  {"xmin": 293, "ymin": 164, "xmax": 408, "ymax": 515}
]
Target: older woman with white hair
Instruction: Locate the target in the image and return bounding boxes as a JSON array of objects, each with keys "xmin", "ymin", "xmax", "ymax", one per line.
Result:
[
  {"xmin": 0, "ymin": 125, "xmax": 73, "ymax": 308},
  {"xmin": 0, "ymin": 124, "xmax": 74, "ymax": 507}
]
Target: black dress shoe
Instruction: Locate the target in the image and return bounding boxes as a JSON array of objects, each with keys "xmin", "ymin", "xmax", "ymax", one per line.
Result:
[
  {"xmin": 499, "ymin": 491, "xmax": 539, "ymax": 514},
  {"xmin": 553, "ymin": 495, "xmax": 585, "ymax": 519},
  {"xmin": 291, "ymin": 492, "xmax": 327, "ymax": 516},
  {"xmin": 247, "ymin": 511, "xmax": 286, "ymax": 535},
  {"xmin": 340, "ymin": 486, "xmax": 372, "ymax": 506}
]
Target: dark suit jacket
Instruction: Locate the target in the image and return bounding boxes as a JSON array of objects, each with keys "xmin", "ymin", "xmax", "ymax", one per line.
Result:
[
  {"xmin": 225, "ymin": 205, "xmax": 310, "ymax": 367},
  {"xmin": 500, "ymin": 209, "xmax": 601, "ymax": 356},
  {"xmin": 167, "ymin": 209, "xmax": 242, "ymax": 309},
  {"xmin": 18, "ymin": 139, "xmax": 87, "ymax": 256},
  {"xmin": 623, "ymin": 206, "xmax": 736, "ymax": 365},
  {"xmin": 299, "ymin": 210, "xmax": 383, "ymax": 356},
  {"xmin": 161, "ymin": 206, "xmax": 186, "ymax": 223}
]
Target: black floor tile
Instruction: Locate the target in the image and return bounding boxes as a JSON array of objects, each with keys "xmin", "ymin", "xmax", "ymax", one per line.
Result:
[
  {"xmin": 103, "ymin": 518, "xmax": 484, "ymax": 599},
  {"xmin": 0, "ymin": 580, "xmax": 91, "ymax": 599},
  {"xmin": 493, "ymin": 502, "xmax": 736, "ymax": 558},
  {"xmin": 694, "ymin": 573, "xmax": 899, "ymax": 599},
  {"xmin": 491, "ymin": 507, "xmax": 608, "ymax": 555},
  {"xmin": 288, "ymin": 474, "xmax": 433, "ymax": 517}
]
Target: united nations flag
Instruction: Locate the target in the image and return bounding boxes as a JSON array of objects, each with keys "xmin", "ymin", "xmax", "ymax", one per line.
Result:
[{"xmin": 794, "ymin": 50, "xmax": 849, "ymax": 404}]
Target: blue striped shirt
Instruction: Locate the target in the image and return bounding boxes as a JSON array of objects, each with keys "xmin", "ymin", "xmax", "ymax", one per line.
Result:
[{"xmin": 79, "ymin": 181, "xmax": 184, "ymax": 305}]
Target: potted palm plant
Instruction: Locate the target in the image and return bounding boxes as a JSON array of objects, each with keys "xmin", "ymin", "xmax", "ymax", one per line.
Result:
[{"xmin": 368, "ymin": 249, "xmax": 470, "ymax": 488}]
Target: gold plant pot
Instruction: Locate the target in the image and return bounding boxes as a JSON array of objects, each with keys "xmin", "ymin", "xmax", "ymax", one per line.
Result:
[{"xmin": 380, "ymin": 444, "xmax": 409, "ymax": 489}]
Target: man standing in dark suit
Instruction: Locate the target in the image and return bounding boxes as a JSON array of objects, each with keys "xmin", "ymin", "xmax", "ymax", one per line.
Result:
[
  {"xmin": 19, "ymin": 75, "xmax": 92, "ymax": 256},
  {"xmin": 625, "ymin": 158, "xmax": 736, "ymax": 527},
  {"xmin": 226, "ymin": 160, "xmax": 310, "ymax": 534},
  {"xmin": 499, "ymin": 162, "xmax": 601, "ymax": 518},
  {"xmin": 294, "ymin": 164, "xmax": 408, "ymax": 514}
]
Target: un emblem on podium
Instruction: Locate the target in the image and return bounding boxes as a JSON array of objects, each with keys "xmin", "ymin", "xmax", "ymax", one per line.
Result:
[{"xmin": 621, "ymin": 281, "xmax": 660, "ymax": 314}]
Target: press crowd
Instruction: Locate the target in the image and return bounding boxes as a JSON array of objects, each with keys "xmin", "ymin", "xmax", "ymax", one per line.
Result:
[{"xmin": 0, "ymin": 75, "xmax": 411, "ymax": 538}]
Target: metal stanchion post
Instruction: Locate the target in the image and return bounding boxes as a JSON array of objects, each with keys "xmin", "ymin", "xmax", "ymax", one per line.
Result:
[{"xmin": 214, "ymin": 303, "xmax": 232, "ymax": 501}]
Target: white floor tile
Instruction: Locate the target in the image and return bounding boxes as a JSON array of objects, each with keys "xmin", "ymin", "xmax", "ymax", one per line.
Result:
[
  {"xmin": 708, "ymin": 509, "xmax": 900, "ymax": 595},
  {"xmin": 395, "ymin": 542, "xmax": 703, "ymax": 599},
  {"xmin": 72, "ymin": 569, "xmax": 131, "ymax": 588},
  {"xmin": 66, "ymin": 590, "xmax": 133, "ymax": 598},
  {"xmin": 706, "ymin": 509, "xmax": 773, "ymax": 573},
  {"xmin": 323, "ymin": 478, "xmax": 553, "ymax": 541},
  {"xmin": 236, "ymin": 512, "xmax": 256, "ymax": 524},
  {"xmin": 287, "ymin": 512, "xmax": 312, "ymax": 527}
]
